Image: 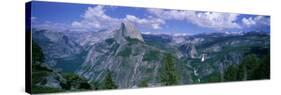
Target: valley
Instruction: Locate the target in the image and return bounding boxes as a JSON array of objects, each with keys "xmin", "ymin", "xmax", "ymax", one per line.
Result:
[{"xmin": 31, "ymin": 21, "xmax": 270, "ymax": 93}]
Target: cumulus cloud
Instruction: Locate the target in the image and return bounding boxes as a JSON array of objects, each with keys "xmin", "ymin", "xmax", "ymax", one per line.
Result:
[
  {"xmin": 71, "ymin": 6, "xmax": 165, "ymax": 31},
  {"xmin": 195, "ymin": 12, "xmax": 240, "ymax": 29},
  {"xmin": 124, "ymin": 15, "xmax": 165, "ymax": 29},
  {"xmin": 71, "ymin": 6, "xmax": 121, "ymax": 31},
  {"xmin": 147, "ymin": 9, "xmax": 241, "ymax": 30},
  {"xmin": 33, "ymin": 5, "xmax": 269, "ymax": 32},
  {"xmin": 242, "ymin": 16, "xmax": 270, "ymax": 27}
]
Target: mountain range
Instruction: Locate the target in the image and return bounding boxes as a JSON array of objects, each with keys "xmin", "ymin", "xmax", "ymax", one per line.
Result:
[{"xmin": 31, "ymin": 21, "xmax": 270, "ymax": 92}]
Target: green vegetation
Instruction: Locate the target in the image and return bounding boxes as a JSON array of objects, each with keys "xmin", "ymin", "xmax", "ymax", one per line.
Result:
[
  {"xmin": 117, "ymin": 47, "xmax": 132, "ymax": 57},
  {"xmin": 100, "ymin": 71, "xmax": 118, "ymax": 89},
  {"xmin": 160, "ymin": 53, "xmax": 180, "ymax": 85},
  {"xmin": 60, "ymin": 73, "xmax": 92, "ymax": 90},
  {"xmin": 224, "ymin": 64, "xmax": 240, "ymax": 81},
  {"xmin": 32, "ymin": 41, "xmax": 52, "ymax": 90},
  {"xmin": 224, "ymin": 53, "xmax": 270, "ymax": 81},
  {"xmin": 31, "ymin": 41, "xmax": 94, "ymax": 93},
  {"xmin": 126, "ymin": 37, "xmax": 144, "ymax": 45},
  {"xmin": 142, "ymin": 50, "xmax": 160, "ymax": 61},
  {"xmin": 31, "ymin": 85, "xmax": 63, "ymax": 94},
  {"xmin": 143, "ymin": 36, "xmax": 171, "ymax": 51},
  {"xmin": 32, "ymin": 41, "xmax": 63, "ymax": 93},
  {"xmin": 253, "ymin": 54, "xmax": 270, "ymax": 79},
  {"xmin": 32, "ymin": 40, "xmax": 44, "ymax": 63},
  {"xmin": 138, "ymin": 79, "xmax": 148, "ymax": 87},
  {"xmin": 30, "ymin": 29, "xmax": 270, "ymax": 93},
  {"xmin": 206, "ymin": 72, "xmax": 221, "ymax": 82}
]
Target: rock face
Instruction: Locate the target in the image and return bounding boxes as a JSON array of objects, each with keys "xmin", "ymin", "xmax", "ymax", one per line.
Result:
[
  {"xmin": 32, "ymin": 29, "xmax": 85, "ymax": 72},
  {"xmin": 32, "ymin": 21, "xmax": 270, "ymax": 89},
  {"xmin": 65, "ymin": 30, "xmax": 115, "ymax": 50},
  {"xmin": 116, "ymin": 21, "xmax": 144, "ymax": 42},
  {"xmin": 77, "ymin": 22, "xmax": 169, "ymax": 88},
  {"xmin": 32, "ymin": 30, "xmax": 83, "ymax": 59},
  {"xmin": 178, "ymin": 43, "xmax": 198, "ymax": 59}
]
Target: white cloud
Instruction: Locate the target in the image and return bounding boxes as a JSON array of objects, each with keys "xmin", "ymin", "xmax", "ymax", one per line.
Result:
[
  {"xmin": 195, "ymin": 12, "xmax": 240, "ymax": 29},
  {"xmin": 33, "ymin": 21, "xmax": 69, "ymax": 32},
  {"xmin": 35, "ymin": 6, "xmax": 269, "ymax": 32},
  {"xmin": 71, "ymin": 6, "xmax": 165, "ymax": 31},
  {"xmin": 242, "ymin": 17, "xmax": 256, "ymax": 27},
  {"xmin": 124, "ymin": 15, "xmax": 165, "ymax": 29},
  {"xmin": 242, "ymin": 16, "xmax": 270, "ymax": 27},
  {"xmin": 147, "ymin": 9, "xmax": 193, "ymax": 20},
  {"xmin": 71, "ymin": 6, "xmax": 121, "ymax": 31},
  {"xmin": 34, "ymin": 6, "xmax": 166, "ymax": 32},
  {"xmin": 147, "ymin": 9, "xmax": 241, "ymax": 30}
]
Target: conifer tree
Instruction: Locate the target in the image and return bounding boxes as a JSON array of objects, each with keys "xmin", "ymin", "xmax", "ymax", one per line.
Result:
[
  {"xmin": 101, "ymin": 71, "xmax": 117, "ymax": 89},
  {"xmin": 160, "ymin": 53, "xmax": 179, "ymax": 85}
]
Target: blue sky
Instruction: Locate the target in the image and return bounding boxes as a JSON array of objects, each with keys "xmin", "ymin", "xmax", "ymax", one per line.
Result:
[{"xmin": 31, "ymin": 1, "xmax": 270, "ymax": 35}]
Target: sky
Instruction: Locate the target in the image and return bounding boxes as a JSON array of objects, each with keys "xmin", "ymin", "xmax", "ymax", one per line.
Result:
[{"xmin": 31, "ymin": 1, "xmax": 270, "ymax": 35}]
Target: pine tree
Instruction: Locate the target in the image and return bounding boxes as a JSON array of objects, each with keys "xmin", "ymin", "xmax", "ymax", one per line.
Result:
[
  {"xmin": 240, "ymin": 54, "xmax": 260, "ymax": 80},
  {"xmin": 252, "ymin": 53, "xmax": 270, "ymax": 79},
  {"xmin": 224, "ymin": 54, "xmax": 269, "ymax": 81},
  {"xmin": 224, "ymin": 64, "xmax": 239, "ymax": 81},
  {"xmin": 160, "ymin": 53, "xmax": 179, "ymax": 85},
  {"xmin": 101, "ymin": 71, "xmax": 117, "ymax": 89}
]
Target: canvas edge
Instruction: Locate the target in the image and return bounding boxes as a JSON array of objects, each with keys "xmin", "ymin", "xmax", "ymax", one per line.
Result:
[{"xmin": 25, "ymin": 1, "xmax": 32, "ymax": 94}]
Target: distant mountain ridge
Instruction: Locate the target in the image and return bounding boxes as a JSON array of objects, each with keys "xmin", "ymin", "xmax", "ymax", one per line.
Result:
[{"xmin": 32, "ymin": 21, "xmax": 270, "ymax": 89}]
